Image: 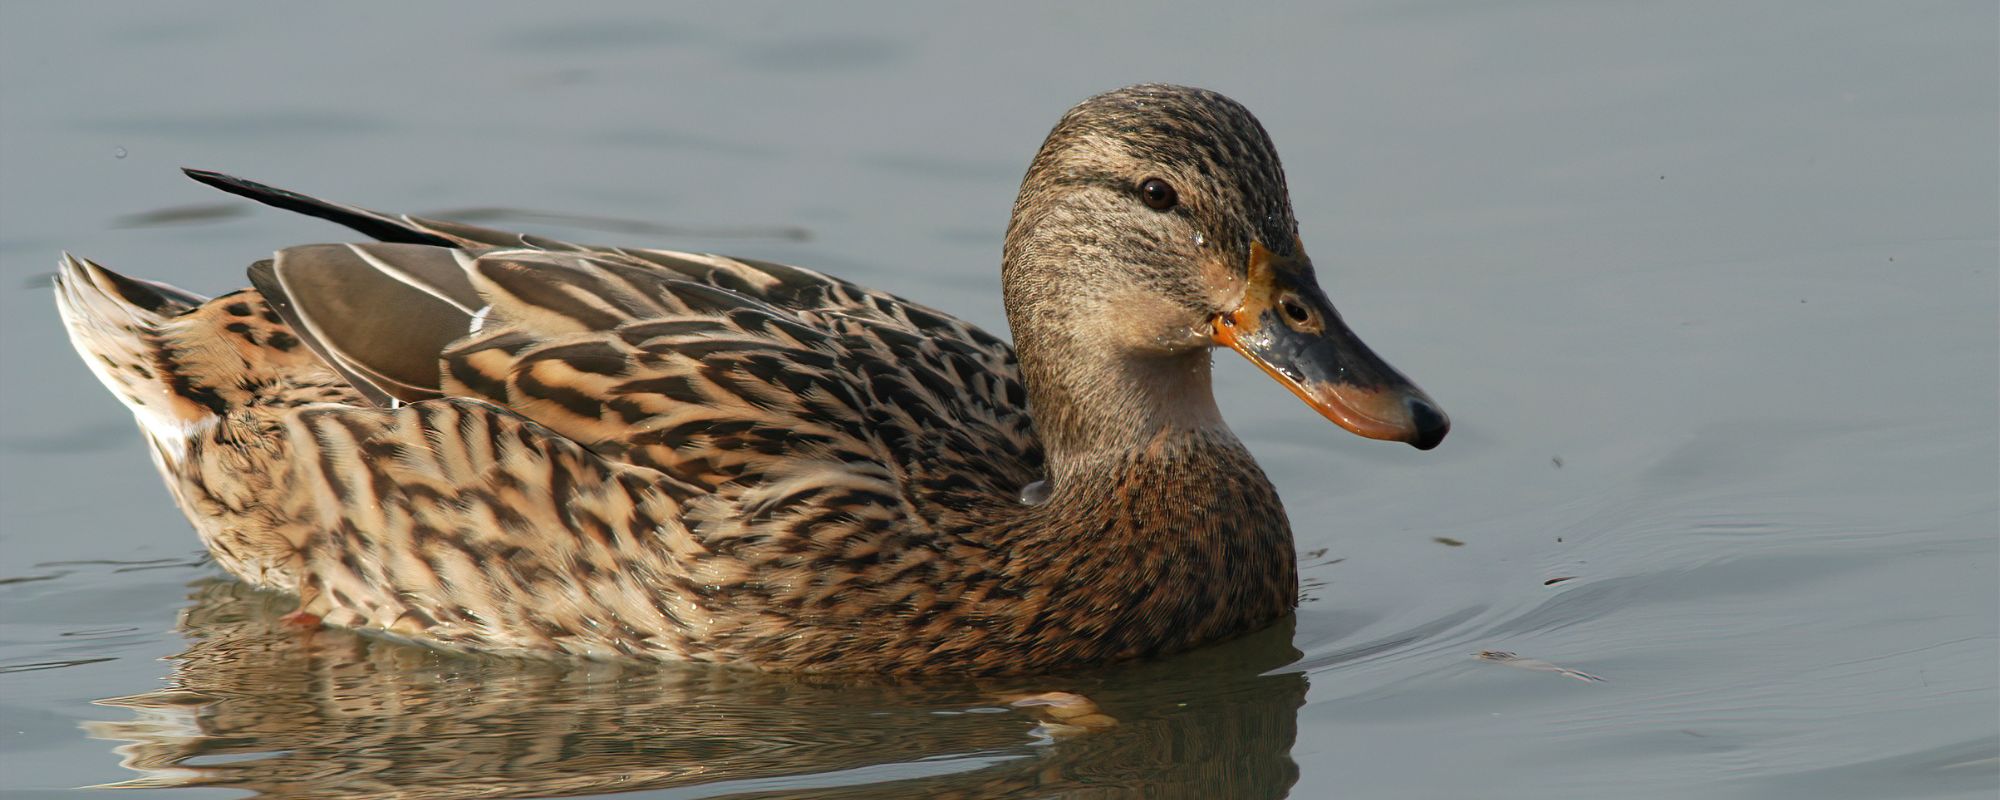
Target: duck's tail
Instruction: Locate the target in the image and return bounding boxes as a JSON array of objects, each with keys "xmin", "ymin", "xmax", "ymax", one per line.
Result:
[{"xmin": 53, "ymin": 253, "xmax": 333, "ymax": 467}]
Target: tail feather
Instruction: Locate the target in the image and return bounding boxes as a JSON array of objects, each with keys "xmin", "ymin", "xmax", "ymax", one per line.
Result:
[
  {"xmin": 55, "ymin": 254, "xmax": 352, "ymax": 464},
  {"xmin": 54, "ymin": 253, "xmax": 223, "ymax": 437},
  {"xmin": 181, "ymin": 168, "xmax": 534, "ymax": 250},
  {"xmin": 181, "ymin": 168, "xmax": 456, "ymax": 248}
]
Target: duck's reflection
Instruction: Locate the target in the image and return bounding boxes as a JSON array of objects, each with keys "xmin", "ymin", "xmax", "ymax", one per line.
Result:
[{"xmin": 86, "ymin": 579, "xmax": 1307, "ymax": 799}]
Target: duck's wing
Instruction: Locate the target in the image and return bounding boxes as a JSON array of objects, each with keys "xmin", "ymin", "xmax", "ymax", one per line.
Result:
[
  {"xmin": 254, "ymin": 240, "xmax": 1042, "ymax": 523},
  {"xmin": 187, "ymin": 169, "xmax": 1014, "ymax": 373},
  {"xmin": 204, "ymin": 168, "xmax": 1040, "ymax": 526}
]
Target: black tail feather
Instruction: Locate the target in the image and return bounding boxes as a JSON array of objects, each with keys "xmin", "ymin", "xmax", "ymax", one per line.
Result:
[{"xmin": 181, "ymin": 168, "xmax": 455, "ymax": 248}]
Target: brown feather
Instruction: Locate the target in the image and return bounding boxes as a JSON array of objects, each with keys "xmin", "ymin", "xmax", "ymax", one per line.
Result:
[{"xmin": 56, "ymin": 85, "xmax": 1325, "ymax": 674}]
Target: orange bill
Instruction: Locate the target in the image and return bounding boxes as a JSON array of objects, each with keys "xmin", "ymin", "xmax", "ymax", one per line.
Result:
[{"xmin": 1213, "ymin": 242, "xmax": 1449, "ymax": 450}]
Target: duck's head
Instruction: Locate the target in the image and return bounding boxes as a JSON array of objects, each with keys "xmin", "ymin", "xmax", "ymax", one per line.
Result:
[{"xmin": 1003, "ymin": 84, "xmax": 1448, "ymax": 452}]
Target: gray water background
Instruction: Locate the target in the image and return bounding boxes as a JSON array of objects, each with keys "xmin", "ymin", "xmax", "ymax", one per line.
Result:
[{"xmin": 1, "ymin": 2, "xmax": 1995, "ymax": 798}]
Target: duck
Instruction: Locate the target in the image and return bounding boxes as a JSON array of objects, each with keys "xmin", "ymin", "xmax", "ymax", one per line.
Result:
[{"xmin": 53, "ymin": 84, "xmax": 1448, "ymax": 675}]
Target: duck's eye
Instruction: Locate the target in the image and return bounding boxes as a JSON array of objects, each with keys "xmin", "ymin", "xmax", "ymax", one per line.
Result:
[{"xmin": 1139, "ymin": 177, "xmax": 1178, "ymax": 211}]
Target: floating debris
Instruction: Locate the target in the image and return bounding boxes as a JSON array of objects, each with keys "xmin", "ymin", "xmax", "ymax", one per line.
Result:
[
  {"xmin": 1433, "ymin": 536, "xmax": 1465, "ymax": 547},
  {"xmin": 1550, "ymin": 456, "xmax": 1564, "ymax": 469},
  {"xmin": 1003, "ymin": 690, "xmax": 1118, "ymax": 736},
  {"xmin": 1476, "ymin": 650, "xmax": 1603, "ymax": 682},
  {"xmin": 1543, "ymin": 576, "xmax": 1575, "ymax": 586}
]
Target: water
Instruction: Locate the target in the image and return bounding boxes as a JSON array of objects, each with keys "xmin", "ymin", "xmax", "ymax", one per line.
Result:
[{"xmin": 2, "ymin": 2, "xmax": 1994, "ymax": 798}]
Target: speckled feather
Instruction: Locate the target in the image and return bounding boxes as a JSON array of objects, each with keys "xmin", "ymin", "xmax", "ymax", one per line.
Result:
[{"xmin": 54, "ymin": 85, "xmax": 1304, "ymax": 674}]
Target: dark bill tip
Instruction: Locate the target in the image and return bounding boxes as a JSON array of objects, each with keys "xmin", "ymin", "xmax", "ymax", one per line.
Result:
[{"xmin": 1404, "ymin": 396, "xmax": 1450, "ymax": 450}]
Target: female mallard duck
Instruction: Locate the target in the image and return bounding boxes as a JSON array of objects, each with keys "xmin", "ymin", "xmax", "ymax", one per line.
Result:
[{"xmin": 54, "ymin": 84, "xmax": 1447, "ymax": 674}]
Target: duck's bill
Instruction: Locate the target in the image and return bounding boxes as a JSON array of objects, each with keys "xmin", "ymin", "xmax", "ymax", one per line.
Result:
[{"xmin": 1211, "ymin": 242, "xmax": 1450, "ymax": 450}]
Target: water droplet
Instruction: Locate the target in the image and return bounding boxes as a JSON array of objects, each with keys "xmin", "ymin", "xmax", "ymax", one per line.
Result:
[
  {"xmin": 1193, "ymin": 232, "xmax": 1206, "ymax": 247},
  {"xmin": 1018, "ymin": 479, "xmax": 1050, "ymax": 505},
  {"xmin": 113, "ymin": 147, "xmax": 128, "ymax": 159}
]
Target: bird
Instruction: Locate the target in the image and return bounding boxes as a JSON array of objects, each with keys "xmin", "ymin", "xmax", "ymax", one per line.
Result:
[{"xmin": 53, "ymin": 84, "xmax": 1448, "ymax": 675}]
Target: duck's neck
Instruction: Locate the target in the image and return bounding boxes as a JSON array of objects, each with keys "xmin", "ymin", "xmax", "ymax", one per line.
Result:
[{"xmin": 1017, "ymin": 341, "xmax": 1229, "ymax": 483}]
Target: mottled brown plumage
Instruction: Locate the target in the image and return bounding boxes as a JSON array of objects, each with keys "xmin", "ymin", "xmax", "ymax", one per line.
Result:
[{"xmin": 54, "ymin": 84, "xmax": 1446, "ymax": 674}]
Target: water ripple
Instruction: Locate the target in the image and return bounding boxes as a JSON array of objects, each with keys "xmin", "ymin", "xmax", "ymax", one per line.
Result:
[{"xmin": 0, "ymin": 657, "xmax": 116, "ymax": 674}]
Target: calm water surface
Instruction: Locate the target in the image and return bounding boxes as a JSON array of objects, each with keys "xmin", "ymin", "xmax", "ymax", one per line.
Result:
[{"xmin": 2, "ymin": 3, "xmax": 1995, "ymax": 798}]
